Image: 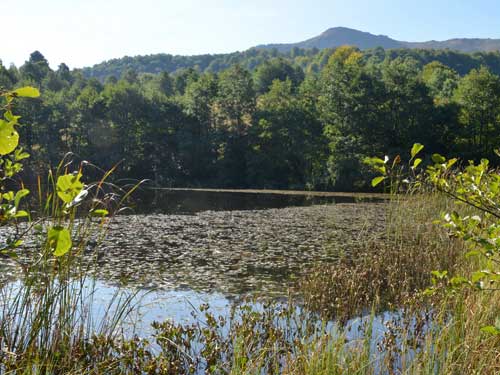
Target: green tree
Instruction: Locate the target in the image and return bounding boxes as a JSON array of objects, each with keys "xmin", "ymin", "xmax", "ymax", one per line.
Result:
[
  {"xmin": 422, "ymin": 61, "xmax": 459, "ymax": 101},
  {"xmin": 19, "ymin": 51, "xmax": 51, "ymax": 85},
  {"xmin": 254, "ymin": 58, "xmax": 304, "ymax": 94},
  {"xmin": 215, "ymin": 65, "xmax": 256, "ymax": 186},
  {"xmin": 249, "ymin": 79, "xmax": 326, "ymax": 189},
  {"xmin": 454, "ymin": 66, "xmax": 500, "ymax": 159}
]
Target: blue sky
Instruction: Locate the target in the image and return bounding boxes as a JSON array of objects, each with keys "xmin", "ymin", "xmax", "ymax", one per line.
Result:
[{"xmin": 3, "ymin": 0, "xmax": 500, "ymax": 68}]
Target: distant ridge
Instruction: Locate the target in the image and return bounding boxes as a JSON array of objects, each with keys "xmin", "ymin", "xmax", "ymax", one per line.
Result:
[
  {"xmin": 82, "ymin": 27, "xmax": 500, "ymax": 80},
  {"xmin": 256, "ymin": 27, "xmax": 500, "ymax": 53}
]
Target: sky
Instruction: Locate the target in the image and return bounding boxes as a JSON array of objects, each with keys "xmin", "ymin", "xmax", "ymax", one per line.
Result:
[{"xmin": 3, "ymin": 0, "xmax": 500, "ymax": 69}]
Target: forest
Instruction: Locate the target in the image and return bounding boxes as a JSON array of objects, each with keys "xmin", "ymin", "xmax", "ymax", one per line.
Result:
[{"xmin": 2, "ymin": 46, "xmax": 500, "ymax": 191}]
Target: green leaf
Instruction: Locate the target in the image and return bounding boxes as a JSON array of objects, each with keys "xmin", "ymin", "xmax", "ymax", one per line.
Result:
[
  {"xmin": 57, "ymin": 173, "xmax": 84, "ymax": 204},
  {"xmin": 432, "ymin": 153, "xmax": 446, "ymax": 164},
  {"xmin": 47, "ymin": 226, "xmax": 72, "ymax": 257},
  {"xmin": 91, "ymin": 209, "xmax": 109, "ymax": 217},
  {"xmin": 14, "ymin": 148, "xmax": 30, "ymax": 161},
  {"xmin": 2, "ymin": 191, "xmax": 14, "ymax": 201},
  {"xmin": 13, "ymin": 87, "xmax": 40, "ymax": 98},
  {"xmin": 471, "ymin": 271, "xmax": 487, "ymax": 283},
  {"xmin": 371, "ymin": 176, "xmax": 386, "ymax": 187},
  {"xmin": 465, "ymin": 250, "xmax": 481, "ymax": 258},
  {"xmin": 411, "ymin": 143, "xmax": 424, "ymax": 159},
  {"xmin": 14, "ymin": 210, "xmax": 29, "ymax": 218},
  {"xmin": 0, "ymin": 249, "xmax": 18, "ymax": 259},
  {"xmin": 4, "ymin": 111, "xmax": 20, "ymax": 123},
  {"xmin": 480, "ymin": 326, "xmax": 500, "ymax": 335},
  {"xmin": 449, "ymin": 276, "xmax": 469, "ymax": 287},
  {"xmin": 363, "ymin": 157, "xmax": 386, "ymax": 166},
  {"xmin": 422, "ymin": 287, "xmax": 436, "ymax": 296},
  {"xmin": 412, "ymin": 158, "xmax": 422, "ymax": 169},
  {"xmin": 431, "ymin": 270, "xmax": 448, "ymax": 279},
  {"xmin": 446, "ymin": 158, "xmax": 458, "ymax": 169},
  {"xmin": 0, "ymin": 119, "xmax": 19, "ymax": 155},
  {"xmin": 14, "ymin": 189, "xmax": 29, "ymax": 209}
]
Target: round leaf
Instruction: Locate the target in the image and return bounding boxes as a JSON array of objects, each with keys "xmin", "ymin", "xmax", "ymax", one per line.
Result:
[
  {"xmin": 57, "ymin": 173, "xmax": 84, "ymax": 204},
  {"xmin": 48, "ymin": 226, "xmax": 72, "ymax": 257},
  {"xmin": 0, "ymin": 119, "xmax": 19, "ymax": 155},
  {"xmin": 13, "ymin": 87, "xmax": 40, "ymax": 98}
]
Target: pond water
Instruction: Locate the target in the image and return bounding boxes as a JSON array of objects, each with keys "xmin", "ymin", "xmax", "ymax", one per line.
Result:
[
  {"xmin": 133, "ymin": 188, "xmax": 385, "ymax": 214},
  {"xmin": 1, "ymin": 190, "xmax": 388, "ymax": 335}
]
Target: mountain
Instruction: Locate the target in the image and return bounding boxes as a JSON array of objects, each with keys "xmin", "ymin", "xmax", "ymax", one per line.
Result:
[
  {"xmin": 256, "ymin": 27, "xmax": 500, "ymax": 53},
  {"xmin": 406, "ymin": 39, "xmax": 500, "ymax": 53},
  {"xmin": 256, "ymin": 27, "xmax": 405, "ymax": 52},
  {"xmin": 82, "ymin": 27, "xmax": 500, "ymax": 81}
]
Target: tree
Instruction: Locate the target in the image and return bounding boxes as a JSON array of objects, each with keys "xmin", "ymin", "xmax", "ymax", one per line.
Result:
[
  {"xmin": 249, "ymin": 79, "xmax": 326, "ymax": 189},
  {"xmin": 215, "ymin": 65, "xmax": 256, "ymax": 187},
  {"xmin": 454, "ymin": 66, "xmax": 500, "ymax": 159},
  {"xmin": 254, "ymin": 58, "xmax": 304, "ymax": 94},
  {"xmin": 318, "ymin": 46, "xmax": 384, "ymax": 188},
  {"xmin": 20, "ymin": 51, "xmax": 50, "ymax": 85},
  {"xmin": 422, "ymin": 61, "xmax": 459, "ymax": 101}
]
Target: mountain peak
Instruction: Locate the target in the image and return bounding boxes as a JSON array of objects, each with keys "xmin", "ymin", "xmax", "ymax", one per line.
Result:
[{"xmin": 256, "ymin": 27, "xmax": 500, "ymax": 53}]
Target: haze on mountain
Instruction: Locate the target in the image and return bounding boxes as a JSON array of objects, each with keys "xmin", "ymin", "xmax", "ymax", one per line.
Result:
[{"xmin": 256, "ymin": 27, "xmax": 500, "ymax": 53}]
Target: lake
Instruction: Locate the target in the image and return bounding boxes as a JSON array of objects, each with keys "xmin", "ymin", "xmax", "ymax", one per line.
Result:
[{"xmin": 0, "ymin": 189, "xmax": 387, "ymax": 336}]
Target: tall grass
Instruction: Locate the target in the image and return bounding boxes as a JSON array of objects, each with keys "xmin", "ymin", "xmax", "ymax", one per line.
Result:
[
  {"xmin": 287, "ymin": 194, "xmax": 500, "ymax": 375},
  {"xmin": 0, "ymin": 159, "xmax": 143, "ymax": 374}
]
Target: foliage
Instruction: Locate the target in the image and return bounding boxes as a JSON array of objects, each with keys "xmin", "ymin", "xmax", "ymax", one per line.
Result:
[
  {"xmin": 367, "ymin": 142, "xmax": 500, "ymax": 337},
  {"xmin": 5, "ymin": 48, "xmax": 500, "ymax": 191}
]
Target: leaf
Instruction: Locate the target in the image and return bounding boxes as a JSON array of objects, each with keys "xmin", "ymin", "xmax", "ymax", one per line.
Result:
[
  {"xmin": 465, "ymin": 250, "xmax": 481, "ymax": 258},
  {"xmin": 2, "ymin": 191, "xmax": 14, "ymax": 201},
  {"xmin": 13, "ymin": 87, "xmax": 40, "ymax": 98},
  {"xmin": 371, "ymin": 176, "xmax": 386, "ymax": 187},
  {"xmin": 446, "ymin": 158, "xmax": 458, "ymax": 169},
  {"xmin": 57, "ymin": 173, "xmax": 84, "ymax": 204},
  {"xmin": 0, "ymin": 119, "xmax": 19, "ymax": 155},
  {"xmin": 431, "ymin": 270, "xmax": 448, "ymax": 279},
  {"xmin": 47, "ymin": 226, "xmax": 72, "ymax": 257},
  {"xmin": 480, "ymin": 326, "xmax": 500, "ymax": 335},
  {"xmin": 14, "ymin": 189, "xmax": 29, "ymax": 209},
  {"xmin": 422, "ymin": 287, "xmax": 436, "ymax": 296},
  {"xmin": 363, "ymin": 157, "xmax": 386, "ymax": 166},
  {"xmin": 67, "ymin": 189, "xmax": 88, "ymax": 208},
  {"xmin": 412, "ymin": 158, "xmax": 422, "ymax": 169},
  {"xmin": 0, "ymin": 249, "xmax": 18, "ymax": 259},
  {"xmin": 4, "ymin": 111, "xmax": 20, "ymax": 123},
  {"xmin": 91, "ymin": 209, "xmax": 109, "ymax": 217},
  {"xmin": 411, "ymin": 143, "xmax": 424, "ymax": 159},
  {"xmin": 14, "ymin": 148, "xmax": 30, "ymax": 161},
  {"xmin": 432, "ymin": 153, "xmax": 446, "ymax": 164},
  {"xmin": 449, "ymin": 276, "xmax": 469, "ymax": 287},
  {"xmin": 471, "ymin": 271, "xmax": 487, "ymax": 283},
  {"xmin": 14, "ymin": 210, "xmax": 29, "ymax": 218}
]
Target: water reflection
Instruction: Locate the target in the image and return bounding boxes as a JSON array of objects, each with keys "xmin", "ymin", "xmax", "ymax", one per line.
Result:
[{"xmin": 134, "ymin": 188, "xmax": 385, "ymax": 214}]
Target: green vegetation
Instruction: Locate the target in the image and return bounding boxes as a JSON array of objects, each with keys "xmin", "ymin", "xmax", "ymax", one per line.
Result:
[
  {"xmin": 3, "ymin": 47, "xmax": 500, "ymax": 191},
  {"xmin": 1, "ymin": 46, "xmax": 500, "ymax": 373}
]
